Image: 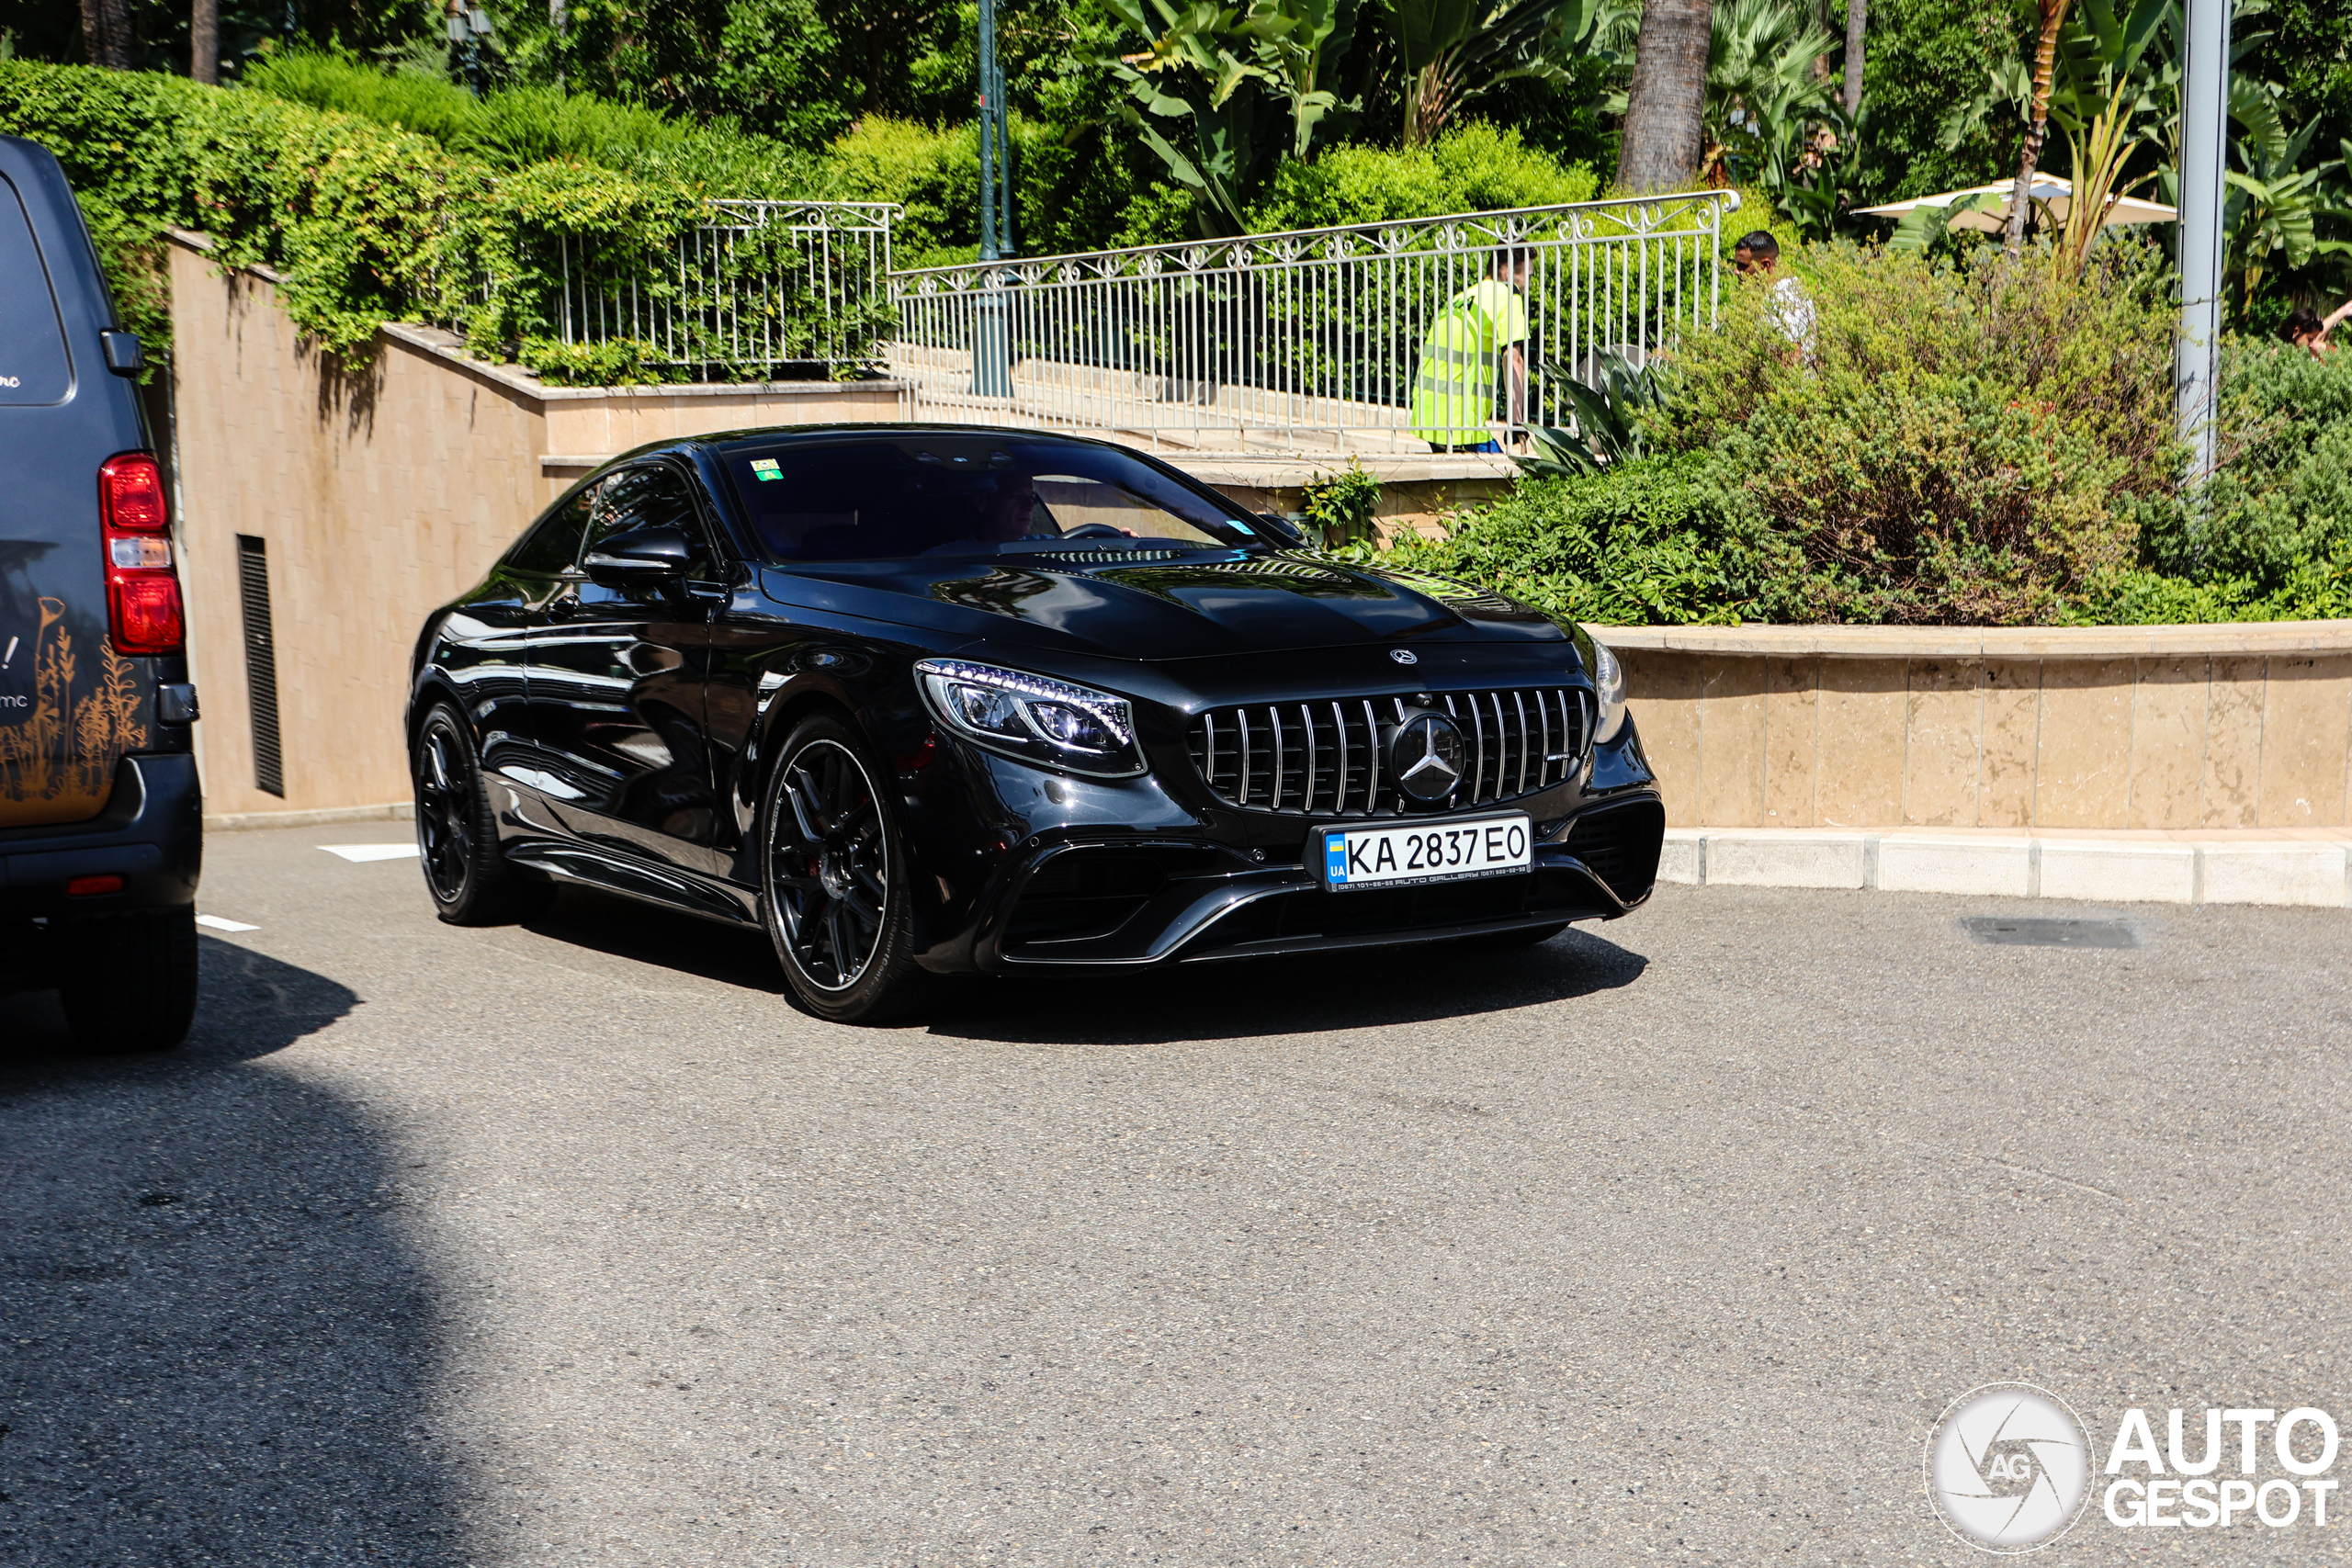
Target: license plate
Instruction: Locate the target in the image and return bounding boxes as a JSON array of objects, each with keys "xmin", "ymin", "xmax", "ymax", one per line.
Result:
[{"xmin": 1318, "ymin": 813, "xmax": 1532, "ymax": 891}]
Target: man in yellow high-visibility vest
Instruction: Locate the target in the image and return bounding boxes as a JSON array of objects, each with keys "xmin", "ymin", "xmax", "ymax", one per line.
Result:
[{"xmin": 1408, "ymin": 248, "xmax": 1531, "ymax": 454}]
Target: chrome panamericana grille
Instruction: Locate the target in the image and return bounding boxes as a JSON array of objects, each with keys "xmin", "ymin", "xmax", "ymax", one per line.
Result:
[{"xmin": 1187, "ymin": 688, "xmax": 1590, "ymax": 817}]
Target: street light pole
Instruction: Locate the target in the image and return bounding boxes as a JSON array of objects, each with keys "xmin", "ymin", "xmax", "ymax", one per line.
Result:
[
  {"xmin": 2176, "ymin": 0, "xmax": 2230, "ymax": 481},
  {"xmin": 971, "ymin": 0, "xmax": 1012, "ymax": 396}
]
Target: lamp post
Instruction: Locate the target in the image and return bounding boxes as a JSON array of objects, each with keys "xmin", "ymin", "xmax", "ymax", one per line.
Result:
[
  {"xmin": 971, "ymin": 0, "xmax": 1013, "ymax": 396},
  {"xmin": 447, "ymin": 0, "xmax": 492, "ymax": 98},
  {"xmin": 2176, "ymin": 0, "xmax": 2229, "ymax": 480}
]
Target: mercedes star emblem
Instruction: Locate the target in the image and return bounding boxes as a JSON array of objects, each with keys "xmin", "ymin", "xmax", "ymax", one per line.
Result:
[
  {"xmin": 1389, "ymin": 648, "xmax": 1418, "ymax": 665},
  {"xmin": 1391, "ymin": 713, "xmax": 1465, "ymax": 804}
]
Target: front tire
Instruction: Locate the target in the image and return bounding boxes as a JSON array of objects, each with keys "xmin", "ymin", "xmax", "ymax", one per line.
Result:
[
  {"xmin": 59, "ymin": 907, "xmax": 198, "ymax": 1054},
  {"xmin": 412, "ymin": 702, "xmax": 551, "ymax": 926},
  {"xmin": 759, "ymin": 714, "xmax": 932, "ymax": 1024}
]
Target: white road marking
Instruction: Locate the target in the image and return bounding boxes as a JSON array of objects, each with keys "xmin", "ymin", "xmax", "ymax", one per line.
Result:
[
  {"xmin": 319, "ymin": 843, "xmax": 419, "ymax": 863},
  {"xmin": 195, "ymin": 914, "xmax": 259, "ymax": 932}
]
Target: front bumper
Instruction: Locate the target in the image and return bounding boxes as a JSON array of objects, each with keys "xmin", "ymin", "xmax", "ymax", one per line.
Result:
[
  {"xmin": 981, "ymin": 800, "xmax": 1663, "ymax": 969},
  {"xmin": 0, "ymin": 753, "xmax": 203, "ymax": 920},
  {"xmin": 904, "ymin": 712, "xmax": 1665, "ymax": 976}
]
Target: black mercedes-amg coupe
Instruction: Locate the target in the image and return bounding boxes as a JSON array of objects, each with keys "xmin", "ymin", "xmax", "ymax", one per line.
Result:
[{"xmin": 407, "ymin": 426, "xmax": 1665, "ymax": 1021}]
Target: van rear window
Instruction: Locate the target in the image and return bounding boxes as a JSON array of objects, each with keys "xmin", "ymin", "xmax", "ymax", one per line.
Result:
[{"xmin": 0, "ymin": 175, "xmax": 74, "ymax": 407}]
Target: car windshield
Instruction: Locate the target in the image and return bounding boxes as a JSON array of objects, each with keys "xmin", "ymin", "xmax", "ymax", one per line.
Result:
[{"xmin": 718, "ymin": 436, "xmax": 1261, "ymax": 562}]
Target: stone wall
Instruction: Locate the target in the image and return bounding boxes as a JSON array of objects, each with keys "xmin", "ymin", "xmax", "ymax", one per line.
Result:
[{"xmin": 1602, "ymin": 624, "xmax": 2352, "ymax": 829}]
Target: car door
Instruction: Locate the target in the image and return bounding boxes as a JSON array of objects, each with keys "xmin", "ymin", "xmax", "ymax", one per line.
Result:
[
  {"xmin": 451, "ymin": 479, "xmax": 596, "ymax": 817},
  {"xmin": 523, "ymin": 462, "xmax": 725, "ymax": 874}
]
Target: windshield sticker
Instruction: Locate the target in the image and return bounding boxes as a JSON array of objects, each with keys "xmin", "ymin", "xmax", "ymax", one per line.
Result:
[{"xmin": 750, "ymin": 457, "xmax": 784, "ymax": 481}]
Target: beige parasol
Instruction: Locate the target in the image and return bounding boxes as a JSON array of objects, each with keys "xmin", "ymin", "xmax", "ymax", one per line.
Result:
[{"xmin": 1856, "ymin": 174, "xmax": 2177, "ymax": 231}]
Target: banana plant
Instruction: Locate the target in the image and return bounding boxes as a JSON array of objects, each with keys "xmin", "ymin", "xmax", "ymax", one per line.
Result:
[
  {"xmin": 1388, "ymin": 0, "xmax": 1633, "ymax": 148},
  {"xmin": 2215, "ymin": 92, "xmax": 2350, "ymax": 300},
  {"xmin": 1095, "ymin": 0, "xmax": 1359, "ymax": 234},
  {"xmin": 1888, "ymin": 189, "xmax": 2007, "ymax": 254}
]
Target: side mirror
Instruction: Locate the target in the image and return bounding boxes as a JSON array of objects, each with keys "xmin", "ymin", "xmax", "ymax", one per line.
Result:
[
  {"xmin": 582, "ymin": 525, "xmax": 693, "ymax": 585},
  {"xmin": 1254, "ymin": 511, "xmax": 1308, "ymax": 547},
  {"xmin": 101, "ymin": 331, "xmax": 144, "ymax": 376}
]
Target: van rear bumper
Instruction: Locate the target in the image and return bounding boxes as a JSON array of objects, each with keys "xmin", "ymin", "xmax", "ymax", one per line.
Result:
[{"xmin": 0, "ymin": 754, "xmax": 203, "ymax": 919}]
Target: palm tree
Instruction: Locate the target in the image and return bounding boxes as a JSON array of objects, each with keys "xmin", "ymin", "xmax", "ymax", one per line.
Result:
[
  {"xmin": 77, "ymin": 0, "xmax": 135, "ymax": 69},
  {"xmin": 1699, "ymin": 0, "xmax": 1838, "ymax": 189},
  {"xmin": 1618, "ymin": 0, "xmax": 1713, "ymax": 191},
  {"xmin": 2005, "ymin": 0, "xmax": 2073, "ymax": 251},
  {"xmin": 1841, "ymin": 0, "xmax": 1864, "ymax": 115}
]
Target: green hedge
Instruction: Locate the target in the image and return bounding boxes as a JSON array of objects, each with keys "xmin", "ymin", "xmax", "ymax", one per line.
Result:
[
  {"xmin": 1246, "ymin": 125, "xmax": 1599, "ymax": 233},
  {"xmin": 0, "ymin": 61, "xmax": 870, "ymax": 382},
  {"xmin": 240, "ymin": 49, "xmax": 825, "ymax": 194}
]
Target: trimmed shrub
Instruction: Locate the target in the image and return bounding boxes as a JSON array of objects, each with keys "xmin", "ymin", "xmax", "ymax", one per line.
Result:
[
  {"xmin": 1247, "ymin": 124, "xmax": 1599, "ymax": 232},
  {"xmin": 1365, "ymin": 457, "xmax": 1751, "ymax": 626}
]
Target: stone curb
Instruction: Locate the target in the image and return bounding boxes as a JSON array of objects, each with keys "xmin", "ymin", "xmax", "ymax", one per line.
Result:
[
  {"xmin": 204, "ymin": 803, "xmax": 414, "ymax": 833},
  {"xmin": 1660, "ymin": 829, "xmax": 2352, "ymax": 908}
]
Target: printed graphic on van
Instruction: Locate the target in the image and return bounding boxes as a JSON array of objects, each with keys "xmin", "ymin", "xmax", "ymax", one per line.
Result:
[{"xmin": 0, "ymin": 595, "xmax": 150, "ymax": 827}]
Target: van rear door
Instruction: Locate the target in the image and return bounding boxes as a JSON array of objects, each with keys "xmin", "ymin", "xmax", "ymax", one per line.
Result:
[{"xmin": 0, "ymin": 140, "xmax": 162, "ymax": 829}]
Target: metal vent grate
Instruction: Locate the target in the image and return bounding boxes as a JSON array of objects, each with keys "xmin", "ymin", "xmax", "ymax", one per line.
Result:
[
  {"xmin": 1188, "ymin": 687, "xmax": 1589, "ymax": 818},
  {"xmin": 235, "ymin": 535, "xmax": 285, "ymax": 798}
]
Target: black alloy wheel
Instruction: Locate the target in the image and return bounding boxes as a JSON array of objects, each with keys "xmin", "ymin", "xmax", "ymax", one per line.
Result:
[
  {"xmin": 760, "ymin": 714, "xmax": 930, "ymax": 1023},
  {"xmin": 411, "ymin": 703, "xmax": 550, "ymax": 926}
]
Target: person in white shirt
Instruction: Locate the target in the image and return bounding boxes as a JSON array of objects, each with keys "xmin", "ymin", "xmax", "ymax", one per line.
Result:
[{"xmin": 1732, "ymin": 230, "xmax": 1815, "ymax": 357}]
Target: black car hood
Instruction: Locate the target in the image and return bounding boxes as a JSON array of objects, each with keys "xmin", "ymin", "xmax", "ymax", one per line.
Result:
[{"xmin": 755, "ymin": 550, "xmax": 1563, "ymax": 659}]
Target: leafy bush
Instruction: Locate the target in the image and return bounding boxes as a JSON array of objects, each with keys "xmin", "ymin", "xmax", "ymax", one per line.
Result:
[
  {"xmin": 0, "ymin": 60, "xmax": 854, "ymax": 380},
  {"xmin": 1247, "ymin": 123, "xmax": 1598, "ymax": 232},
  {"xmin": 0, "ymin": 60, "xmax": 490, "ymax": 358},
  {"xmin": 1355, "ymin": 246, "xmax": 2352, "ymax": 627},
  {"xmin": 1369, "ymin": 457, "xmax": 1749, "ymax": 626},
  {"xmin": 242, "ymin": 47, "xmax": 822, "ymax": 193},
  {"xmin": 2143, "ymin": 344, "xmax": 2352, "ymax": 590},
  {"xmin": 1302, "ymin": 460, "xmax": 1382, "ymax": 547},
  {"xmin": 1657, "ymin": 243, "xmax": 2178, "ymax": 624}
]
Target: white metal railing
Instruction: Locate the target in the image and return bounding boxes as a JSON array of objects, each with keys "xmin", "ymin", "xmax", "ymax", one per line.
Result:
[
  {"xmin": 884, "ymin": 191, "xmax": 1738, "ymax": 453},
  {"xmin": 553, "ymin": 200, "xmax": 899, "ymax": 375}
]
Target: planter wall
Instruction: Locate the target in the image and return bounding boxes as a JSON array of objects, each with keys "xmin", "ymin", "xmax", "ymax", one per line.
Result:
[{"xmin": 1602, "ymin": 624, "xmax": 2352, "ymax": 829}]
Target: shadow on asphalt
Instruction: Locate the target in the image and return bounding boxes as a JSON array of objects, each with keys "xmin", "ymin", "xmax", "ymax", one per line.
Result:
[
  {"xmin": 505, "ymin": 886, "xmax": 1649, "ymax": 1043},
  {"xmin": 0, "ymin": 937, "xmax": 469, "ymax": 1566},
  {"xmin": 929, "ymin": 926, "xmax": 1650, "ymax": 1045},
  {"xmin": 510, "ymin": 881, "xmax": 1649, "ymax": 1041},
  {"xmin": 519, "ymin": 886, "xmax": 787, "ymax": 992}
]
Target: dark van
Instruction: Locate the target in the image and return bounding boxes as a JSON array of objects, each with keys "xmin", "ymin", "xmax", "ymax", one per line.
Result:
[{"xmin": 0, "ymin": 135, "xmax": 200, "ymax": 1052}]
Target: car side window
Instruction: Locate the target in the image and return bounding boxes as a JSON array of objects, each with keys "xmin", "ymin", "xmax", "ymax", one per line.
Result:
[
  {"xmin": 506, "ymin": 480, "xmax": 598, "ymax": 576},
  {"xmin": 587, "ymin": 465, "xmax": 716, "ymax": 570}
]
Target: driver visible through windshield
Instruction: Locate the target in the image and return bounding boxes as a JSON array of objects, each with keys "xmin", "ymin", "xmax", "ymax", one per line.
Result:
[{"xmin": 719, "ymin": 436, "xmax": 1261, "ymax": 562}]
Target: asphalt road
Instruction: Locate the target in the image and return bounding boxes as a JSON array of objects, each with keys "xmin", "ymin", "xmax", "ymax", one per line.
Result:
[{"xmin": 5, "ymin": 825, "xmax": 2350, "ymax": 1567}]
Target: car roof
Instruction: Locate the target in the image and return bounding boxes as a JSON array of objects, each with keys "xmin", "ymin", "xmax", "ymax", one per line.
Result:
[{"xmin": 594, "ymin": 423, "xmax": 1170, "ymax": 475}]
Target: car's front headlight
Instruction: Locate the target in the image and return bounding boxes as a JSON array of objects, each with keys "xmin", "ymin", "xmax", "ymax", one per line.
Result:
[
  {"xmin": 916, "ymin": 659, "xmax": 1146, "ymax": 778},
  {"xmin": 1589, "ymin": 637, "xmax": 1628, "ymax": 744}
]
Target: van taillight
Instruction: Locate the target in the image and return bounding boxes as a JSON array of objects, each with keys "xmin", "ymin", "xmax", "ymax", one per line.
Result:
[{"xmin": 99, "ymin": 452, "xmax": 184, "ymax": 655}]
